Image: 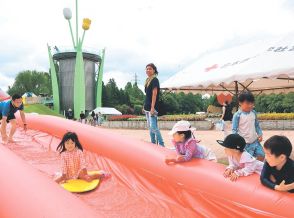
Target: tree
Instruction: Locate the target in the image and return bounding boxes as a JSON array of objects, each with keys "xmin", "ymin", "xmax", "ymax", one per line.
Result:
[{"xmin": 8, "ymin": 70, "xmax": 52, "ymax": 96}]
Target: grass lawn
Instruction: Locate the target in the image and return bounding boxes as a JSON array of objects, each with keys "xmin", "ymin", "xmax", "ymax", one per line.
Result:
[{"xmin": 24, "ymin": 104, "xmax": 64, "ymax": 117}]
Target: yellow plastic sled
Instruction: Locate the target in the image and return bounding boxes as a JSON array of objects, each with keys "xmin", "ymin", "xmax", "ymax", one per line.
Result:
[{"xmin": 61, "ymin": 171, "xmax": 100, "ymax": 193}]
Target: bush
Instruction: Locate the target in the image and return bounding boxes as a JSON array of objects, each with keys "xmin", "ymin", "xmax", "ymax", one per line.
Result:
[
  {"xmin": 134, "ymin": 105, "xmax": 143, "ymax": 115},
  {"xmin": 116, "ymin": 104, "xmax": 130, "ymax": 115}
]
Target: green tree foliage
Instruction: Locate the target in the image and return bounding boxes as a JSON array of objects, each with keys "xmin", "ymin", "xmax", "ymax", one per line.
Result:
[
  {"xmin": 102, "ymin": 78, "xmax": 294, "ymax": 115},
  {"xmin": 8, "ymin": 70, "xmax": 52, "ymax": 96},
  {"xmin": 255, "ymin": 93, "xmax": 294, "ymax": 113}
]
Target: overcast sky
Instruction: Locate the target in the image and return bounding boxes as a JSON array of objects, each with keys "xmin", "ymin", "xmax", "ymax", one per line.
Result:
[{"xmin": 1, "ymin": 0, "xmax": 294, "ymax": 91}]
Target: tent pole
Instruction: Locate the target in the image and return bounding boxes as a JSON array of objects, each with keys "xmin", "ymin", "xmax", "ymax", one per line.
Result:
[{"xmin": 234, "ymin": 81, "xmax": 239, "ymax": 110}]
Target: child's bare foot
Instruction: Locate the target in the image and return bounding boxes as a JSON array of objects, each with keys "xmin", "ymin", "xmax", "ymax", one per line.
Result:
[
  {"xmin": 99, "ymin": 171, "xmax": 111, "ymax": 180},
  {"xmin": 8, "ymin": 138, "xmax": 16, "ymax": 143}
]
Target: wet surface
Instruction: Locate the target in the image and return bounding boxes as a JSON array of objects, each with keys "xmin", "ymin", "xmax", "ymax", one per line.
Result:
[{"xmin": 2, "ymin": 128, "xmax": 196, "ymax": 218}]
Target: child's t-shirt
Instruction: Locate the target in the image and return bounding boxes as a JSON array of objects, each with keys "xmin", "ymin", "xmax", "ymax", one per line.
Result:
[
  {"xmin": 60, "ymin": 148, "xmax": 86, "ymax": 179},
  {"xmin": 260, "ymin": 158, "xmax": 294, "ymax": 193},
  {"xmin": 173, "ymin": 138, "xmax": 216, "ymax": 161},
  {"xmin": 232, "ymin": 110, "xmax": 262, "ymax": 144},
  {"xmin": 227, "ymin": 151, "xmax": 264, "ymax": 176}
]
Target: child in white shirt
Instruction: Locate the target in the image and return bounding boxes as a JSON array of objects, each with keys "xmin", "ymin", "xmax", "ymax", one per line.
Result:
[{"xmin": 217, "ymin": 134, "xmax": 264, "ymax": 181}]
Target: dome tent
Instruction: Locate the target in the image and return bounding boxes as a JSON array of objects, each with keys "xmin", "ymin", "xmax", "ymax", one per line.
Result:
[{"xmin": 0, "ymin": 88, "xmax": 10, "ymax": 101}]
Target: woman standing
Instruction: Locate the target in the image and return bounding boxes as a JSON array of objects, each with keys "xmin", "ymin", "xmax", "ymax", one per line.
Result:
[
  {"xmin": 221, "ymin": 101, "xmax": 233, "ymax": 138},
  {"xmin": 143, "ymin": 63, "xmax": 164, "ymax": 146}
]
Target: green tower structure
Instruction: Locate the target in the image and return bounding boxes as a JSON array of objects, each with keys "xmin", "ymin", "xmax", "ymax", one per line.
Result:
[{"xmin": 47, "ymin": 0, "xmax": 105, "ymax": 118}]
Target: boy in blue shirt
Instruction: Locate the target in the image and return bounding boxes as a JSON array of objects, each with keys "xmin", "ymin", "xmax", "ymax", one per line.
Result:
[
  {"xmin": 232, "ymin": 92, "xmax": 264, "ymax": 161},
  {"xmin": 0, "ymin": 94, "xmax": 27, "ymax": 143},
  {"xmin": 260, "ymin": 135, "xmax": 294, "ymax": 193}
]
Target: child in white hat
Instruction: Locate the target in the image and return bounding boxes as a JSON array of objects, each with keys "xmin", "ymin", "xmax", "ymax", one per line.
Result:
[{"xmin": 165, "ymin": 120, "xmax": 217, "ymax": 164}]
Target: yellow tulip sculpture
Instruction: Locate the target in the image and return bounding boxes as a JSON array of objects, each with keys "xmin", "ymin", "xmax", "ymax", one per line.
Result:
[{"xmin": 82, "ymin": 18, "xmax": 91, "ymax": 30}]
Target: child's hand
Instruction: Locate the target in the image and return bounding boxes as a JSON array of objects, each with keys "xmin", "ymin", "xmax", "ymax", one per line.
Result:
[
  {"xmin": 258, "ymin": 136, "xmax": 263, "ymax": 142},
  {"xmin": 275, "ymin": 180, "xmax": 293, "ymax": 192},
  {"xmin": 176, "ymin": 155, "xmax": 185, "ymax": 162},
  {"xmin": 223, "ymin": 168, "xmax": 233, "ymax": 178},
  {"xmin": 165, "ymin": 158, "xmax": 175, "ymax": 164},
  {"xmin": 230, "ymin": 173, "xmax": 239, "ymax": 182}
]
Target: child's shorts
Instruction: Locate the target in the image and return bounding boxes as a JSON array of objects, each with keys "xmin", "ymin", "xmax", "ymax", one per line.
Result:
[{"xmin": 245, "ymin": 140, "xmax": 265, "ymax": 158}]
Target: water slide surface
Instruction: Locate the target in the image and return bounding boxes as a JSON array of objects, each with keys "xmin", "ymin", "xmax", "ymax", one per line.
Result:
[{"xmin": 0, "ymin": 114, "xmax": 293, "ymax": 218}]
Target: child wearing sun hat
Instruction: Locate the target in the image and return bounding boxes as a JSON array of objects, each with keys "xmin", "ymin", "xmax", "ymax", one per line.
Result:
[{"xmin": 165, "ymin": 120, "xmax": 216, "ymax": 164}]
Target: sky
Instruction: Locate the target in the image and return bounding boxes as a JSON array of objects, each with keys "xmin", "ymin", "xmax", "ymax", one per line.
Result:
[{"xmin": 1, "ymin": 0, "xmax": 294, "ymax": 91}]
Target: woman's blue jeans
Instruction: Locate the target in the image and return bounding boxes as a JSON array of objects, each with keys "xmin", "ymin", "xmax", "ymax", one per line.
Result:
[{"xmin": 145, "ymin": 111, "xmax": 164, "ymax": 146}]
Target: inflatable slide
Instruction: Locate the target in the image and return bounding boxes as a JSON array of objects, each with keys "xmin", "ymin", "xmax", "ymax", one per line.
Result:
[{"xmin": 0, "ymin": 114, "xmax": 293, "ymax": 218}]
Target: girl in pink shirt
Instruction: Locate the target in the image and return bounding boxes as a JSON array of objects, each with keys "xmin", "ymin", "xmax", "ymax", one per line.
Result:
[
  {"xmin": 55, "ymin": 132, "xmax": 110, "ymax": 183},
  {"xmin": 165, "ymin": 121, "xmax": 216, "ymax": 164}
]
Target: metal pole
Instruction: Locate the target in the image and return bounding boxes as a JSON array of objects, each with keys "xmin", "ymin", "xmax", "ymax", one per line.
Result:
[
  {"xmin": 68, "ymin": 20, "xmax": 76, "ymax": 48},
  {"xmin": 76, "ymin": 0, "xmax": 78, "ymax": 48},
  {"xmin": 234, "ymin": 81, "xmax": 239, "ymax": 110}
]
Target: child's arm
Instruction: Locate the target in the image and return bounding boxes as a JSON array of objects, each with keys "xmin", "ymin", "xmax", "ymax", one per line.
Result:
[
  {"xmin": 232, "ymin": 111, "xmax": 241, "ymax": 134},
  {"xmin": 233, "ymin": 161, "xmax": 258, "ymax": 177},
  {"xmin": 78, "ymin": 150, "xmax": 87, "ymax": 169},
  {"xmin": 260, "ymin": 162, "xmax": 276, "ymax": 190},
  {"xmin": 253, "ymin": 110, "xmax": 263, "ymax": 140},
  {"xmin": 166, "ymin": 142, "xmax": 196, "ymax": 164},
  {"xmin": 224, "ymin": 156, "xmax": 237, "ymax": 178},
  {"xmin": 275, "ymin": 181, "xmax": 294, "ymax": 192},
  {"xmin": 176, "ymin": 141, "xmax": 196, "ymax": 162}
]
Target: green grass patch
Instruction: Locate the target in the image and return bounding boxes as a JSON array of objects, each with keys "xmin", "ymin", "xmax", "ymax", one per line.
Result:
[{"xmin": 24, "ymin": 104, "xmax": 63, "ymax": 117}]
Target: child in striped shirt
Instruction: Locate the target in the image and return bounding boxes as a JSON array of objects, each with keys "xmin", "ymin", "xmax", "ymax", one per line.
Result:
[
  {"xmin": 165, "ymin": 121, "xmax": 216, "ymax": 164},
  {"xmin": 55, "ymin": 132, "xmax": 110, "ymax": 183}
]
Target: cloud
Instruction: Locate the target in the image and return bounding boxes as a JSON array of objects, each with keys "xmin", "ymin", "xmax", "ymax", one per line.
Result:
[
  {"xmin": 1, "ymin": 0, "xmax": 294, "ymax": 92},
  {"xmin": 103, "ymin": 71, "xmax": 134, "ymax": 89}
]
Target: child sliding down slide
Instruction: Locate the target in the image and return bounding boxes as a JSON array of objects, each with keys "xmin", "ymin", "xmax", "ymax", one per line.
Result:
[
  {"xmin": 55, "ymin": 132, "xmax": 110, "ymax": 183},
  {"xmin": 165, "ymin": 121, "xmax": 216, "ymax": 164},
  {"xmin": 217, "ymin": 134, "xmax": 264, "ymax": 182}
]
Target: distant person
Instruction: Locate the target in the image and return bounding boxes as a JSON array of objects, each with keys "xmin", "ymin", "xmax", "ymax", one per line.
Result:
[
  {"xmin": 80, "ymin": 111, "xmax": 86, "ymax": 124},
  {"xmin": 143, "ymin": 63, "xmax": 164, "ymax": 146},
  {"xmin": 217, "ymin": 134, "xmax": 264, "ymax": 181},
  {"xmin": 96, "ymin": 112, "xmax": 102, "ymax": 126},
  {"xmin": 66, "ymin": 108, "xmax": 74, "ymax": 120},
  {"xmin": 165, "ymin": 121, "xmax": 216, "ymax": 164},
  {"xmin": 91, "ymin": 111, "xmax": 96, "ymax": 126},
  {"xmin": 260, "ymin": 135, "xmax": 294, "ymax": 193},
  {"xmin": 0, "ymin": 94, "xmax": 27, "ymax": 143},
  {"xmin": 221, "ymin": 101, "xmax": 233, "ymax": 138},
  {"xmin": 232, "ymin": 92, "xmax": 264, "ymax": 161},
  {"xmin": 54, "ymin": 132, "xmax": 110, "ymax": 183}
]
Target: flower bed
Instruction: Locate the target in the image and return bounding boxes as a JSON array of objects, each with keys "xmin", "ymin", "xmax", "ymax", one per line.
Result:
[
  {"xmin": 108, "ymin": 115, "xmax": 138, "ymax": 121},
  {"xmin": 107, "ymin": 113, "xmax": 294, "ymax": 122},
  {"xmin": 128, "ymin": 117, "xmax": 146, "ymax": 121},
  {"xmin": 158, "ymin": 114, "xmax": 207, "ymax": 121},
  {"xmin": 257, "ymin": 113, "xmax": 294, "ymax": 120}
]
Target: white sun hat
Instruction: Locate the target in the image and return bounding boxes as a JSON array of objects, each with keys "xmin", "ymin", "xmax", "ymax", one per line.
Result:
[{"xmin": 168, "ymin": 120, "xmax": 196, "ymax": 135}]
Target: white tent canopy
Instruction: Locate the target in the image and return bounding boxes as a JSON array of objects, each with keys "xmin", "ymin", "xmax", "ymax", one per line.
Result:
[
  {"xmin": 92, "ymin": 107, "xmax": 122, "ymax": 115},
  {"xmin": 162, "ymin": 32, "xmax": 294, "ymax": 95}
]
